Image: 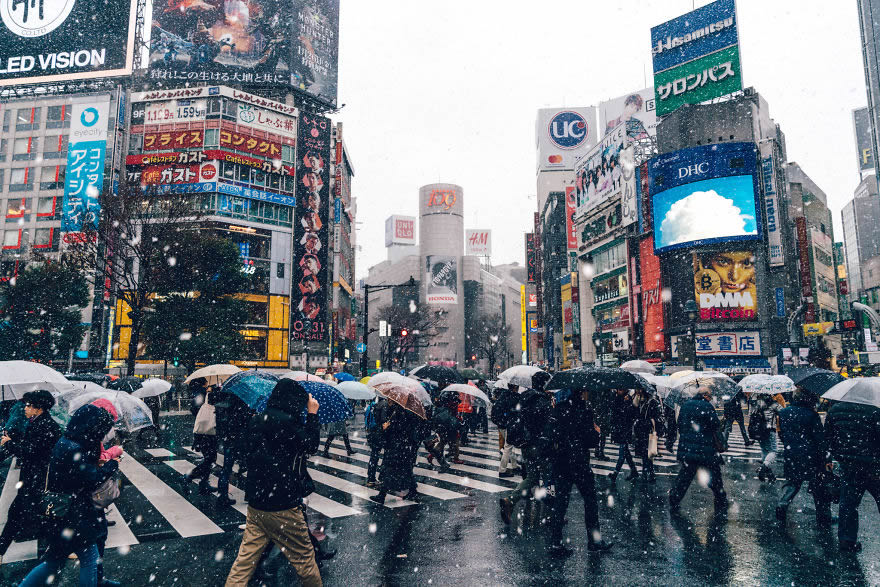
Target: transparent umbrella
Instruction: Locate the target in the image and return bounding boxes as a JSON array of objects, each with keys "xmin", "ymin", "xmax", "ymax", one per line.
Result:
[
  {"xmin": 52, "ymin": 389, "xmax": 153, "ymax": 433},
  {"xmin": 336, "ymin": 381, "xmax": 377, "ymax": 401},
  {"xmin": 497, "ymin": 365, "xmax": 547, "ymax": 389},
  {"xmin": 441, "ymin": 383, "xmax": 492, "ymax": 407},
  {"xmin": 185, "ymin": 364, "xmax": 242, "ymax": 386}
]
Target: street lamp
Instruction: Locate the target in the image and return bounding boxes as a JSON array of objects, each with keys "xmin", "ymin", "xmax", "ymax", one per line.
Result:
[
  {"xmin": 684, "ymin": 298, "xmax": 700, "ymax": 371},
  {"xmin": 360, "ymin": 276, "xmax": 416, "ymax": 376},
  {"xmin": 592, "ymin": 330, "xmax": 603, "ymax": 367}
]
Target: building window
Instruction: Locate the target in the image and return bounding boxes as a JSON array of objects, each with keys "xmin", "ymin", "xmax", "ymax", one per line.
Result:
[
  {"xmin": 40, "ymin": 166, "xmax": 64, "ymax": 190},
  {"xmin": 221, "ymin": 162, "xmax": 235, "ymax": 181},
  {"xmin": 0, "ymin": 138, "xmax": 6, "ymax": 162},
  {"xmin": 32, "ymin": 228, "xmax": 53, "ymax": 249},
  {"xmin": 46, "ymin": 105, "xmax": 71, "ymax": 129},
  {"xmin": 282, "ymin": 144, "xmax": 295, "ymax": 164},
  {"xmin": 12, "ymin": 137, "xmax": 37, "ymax": 161},
  {"xmin": 236, "ymin": 165, "xmax": 250, "ymax": 183},
  {"xmin": 6, "ymin": 198, "xmax": 27, "ymax": 218},
  {"xmin": 15, "ymin": 107, "xmax": 40, "ymax": 130},
  {"xmin": 37, "ymin": 196, "xmax": 57, "ymax": 218},
  {"xmin": 2, "ymin": 110, "xmax": 9, "ymax": 131},
  {"xmin": 43, "ymin": 135, "xmax": 68, "ymax": 158},
  {"xmin": 207, "ymin": 98, "xmax": 222, "ymax": 116},
  {"xmin": 3, "ymin": 229, "xmax": 22, "ymax": 249},
  {"xmin": 128, "ymin": 133, "xmax": 143, "ymax": 154},
  {"xmin": 276, "ymin": 262, "xmax": 284, "ymax": 279},
  {"xmin": 204, "ymin": 128, "xmax": 219, "ymax": 147},
  {"xmin": 9, "ymin": 168, "xmax": 32, "ymax": 191}
]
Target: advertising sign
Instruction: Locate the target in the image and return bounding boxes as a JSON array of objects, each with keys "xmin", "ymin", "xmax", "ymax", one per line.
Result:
[
  {"xmin": 693, "ymin": 251, "xmax": 757, "ymax": 321},
  {"xmin": 853, "ymin": 107, "xmax": 874, "ymax": 175},
  {"xmin": 528, "ymin": 293, "xmax": 537, "ymax": 307},
  {"xmin": 599, "ymin": 88, "xmax": 657, "ymax": 140},
  {"xmin": 143, "ymin": 99, "xmax": 207, "ymax": 124},
  {"xmin": 759, "ymin": 141, "xmax": 785, "ymax": 267},
  {"xmin": 795, "ymin": 217, "xmax": 816, "ymax": 323},
  {"xmin": 62, "ymin": 100, "xmax": 110, "ymax": 232},
  {"xmin": 143, "ymin": 130, "xmax": 204, "ymax": 151},
  {"xmin": 565, "ymin": 187, "xmax": 578, "ymax": 250},
  {"xmin": 465, "ymin": 229, "xmax": 491, "ymax": 256},
  {"xmin": 650, "ymin": 142, "xmax": 759, "ymax": 253},
  {"xmin": 654, "ymin": 45, "xmax": 742, "ymax": 117},
  {"xmin": 426, "ymin": 255, "xmax": 458, "ymax": 304},
  {"xmin": 520, "ymin": 286, "xmax": 527, "ymax": 353},
  {"xmin": 236, "ymin": 103, "xmax": 297, "ymax": 137},
  {"xmin": 775, "ymin": 287, "xmax": 785, "ymax": 317},
  {"xmin": 149, "ymin": 0, "xmax": 338, "ymax": 104},
  {"xmin": 292, "ymin": 112, "xmax": 331, "ymax": 342},
  {"xmin": 574, "ymin": 123, "xmax": 629, "ymax": 217},
  {"xmin": 535, "ymin": 107, "xmax": 597, "ymax": 171},
  {"xmin": 384, "ymin": 215, "xmax": 416, "ymax": 247},
  {"xmin": 672, "ymin": 331, "xmax": 761, "ymax": 357},
  {"xmin": 578, "ymin": 203, "xmax": 622, "ymax": 250},
  {"xmin": 0, "ymin": 0, "xmax": 136, "ymax": 86},
  {"xmin": 128, "ymin": 162, "xmax": 217, "ymax": 185},
  {"xmin": 640, "ymin": 236, "xmax": 666, "ymax": 353},
  {"xmin": 526, "ymin": 233, "xmax": 537, "ymax": 282}
]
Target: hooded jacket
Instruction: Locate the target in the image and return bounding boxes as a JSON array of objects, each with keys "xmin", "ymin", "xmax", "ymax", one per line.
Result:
[
  {"xmin": 676, "ymin": 397, "xmax": 721, "ymax": 465},
  {"xmin": 245, "ymin": 379, "xmax": 320, "ymax": 511},
  {"xmin": 545, "ymin": 395, "xmax": 599, "ymax": 477},
  {"xmin": 778, "ymin": 400, "xmax": 826, "ymax": 479},
  {"xmin": 5, "ymin": 409, "xmax": 61, "ymax": 495},
  {"xmin": 824, "ymin": 401, "xmax": 880, "ymax": 467},
  {"xmin": 47, "ymin": 404, "xmax": 118, "ymax": 547}
]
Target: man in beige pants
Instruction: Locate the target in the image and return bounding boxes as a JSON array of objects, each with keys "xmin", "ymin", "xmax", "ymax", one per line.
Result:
[{"xmin": 225, "ymin": 378, "xmax": 323, "ymax": 586}]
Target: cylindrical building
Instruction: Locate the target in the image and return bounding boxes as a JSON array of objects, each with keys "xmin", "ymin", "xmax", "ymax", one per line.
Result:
[{"xmin": 419, "ymin": 183, "xmax": 465, "ymax": 364}]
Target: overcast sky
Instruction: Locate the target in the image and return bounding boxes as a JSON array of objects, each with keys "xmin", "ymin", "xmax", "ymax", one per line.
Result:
[{"xmin": 336, "ymin": 1, "xmax": 866, "ymax": 280}]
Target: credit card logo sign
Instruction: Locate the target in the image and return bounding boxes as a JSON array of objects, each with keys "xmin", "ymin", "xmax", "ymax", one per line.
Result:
[{"xmin": 549, "ymin": 111, "xmax": 588, "ymax": 149}]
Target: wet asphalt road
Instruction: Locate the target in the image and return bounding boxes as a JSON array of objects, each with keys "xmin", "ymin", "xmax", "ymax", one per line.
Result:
[{"xmin": 1, "ymin": 413, "xmax": 878, "ymax": 587}]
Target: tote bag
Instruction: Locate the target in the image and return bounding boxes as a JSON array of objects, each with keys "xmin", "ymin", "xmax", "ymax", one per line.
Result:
[{"xmin": 193, "ymin": 400, "xmax": 217, "ymax": 436}]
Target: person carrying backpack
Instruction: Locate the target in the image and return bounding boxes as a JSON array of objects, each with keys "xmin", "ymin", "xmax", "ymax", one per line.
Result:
[
  {"xmin": 748, "ymin": 394, "xmax": 782, "ymax": 483},
  {"xmin": 491, "ymin": 382, "xmax": 521, "ymax": 477},
  {"xmin": 364, "ymin": 398, "xmax": 387, "ymax": 487}
]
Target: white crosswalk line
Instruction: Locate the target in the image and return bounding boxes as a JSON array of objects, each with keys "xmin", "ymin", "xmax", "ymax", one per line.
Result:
[
  {"xmin": 164, "ymin": 459, "xmax": 247, "ymax": 516},
  {"xmin": 118, "ymin": 452, "xmax": 223, "ymax": 538},
  {"xmin": 305, "ymin": 493, "xmax": 364, "ymax": 518},
  {"xmin": 0, "ymin": 460, "xmax": 37, "ymax": 564},
  {"xmin": 310, "ymin": 455, "xmax": 466, "ymax": 501},
  {"xmin": 306, "ymin": 468, "xmax": 415, "ymax": 509},
  {"xmin": 104, "ymin": 506, "xmax": 140, "ymax": 549},
  {"xmin": 144, "ymin": 448, "xmax": 175, "ymax": 458}
]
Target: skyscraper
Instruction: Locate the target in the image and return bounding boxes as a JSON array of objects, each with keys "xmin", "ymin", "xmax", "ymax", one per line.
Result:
[{"xmin": 857, "ymin": 0, "xmax": 880, "ymax": 178}]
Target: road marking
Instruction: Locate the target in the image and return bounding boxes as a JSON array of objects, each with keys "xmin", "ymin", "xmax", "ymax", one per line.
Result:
[
  {"xmin": 310, "ymin": 455, "xmax": 465, "ymax": 501},
  {"xmin": 144, "ymin": 448, "xmax": 176, "ymax": 458},
  {"xmin": 118, "ymin": 452, "xmax": 223, "ymax": 538},
  {"xmin": 164, "ymin": 459, "xmax": 247, "ymax": 516},
  {"xmin": 307, "ymin": 468, "xmax": 415, "ymax": 508},
  {"xmin": 0, "ymin": 460, "xmax": 37, "ymax": 564},
  {"xmin": 104, "ymin": 506, "xmax": 140, "ymax": 549}
]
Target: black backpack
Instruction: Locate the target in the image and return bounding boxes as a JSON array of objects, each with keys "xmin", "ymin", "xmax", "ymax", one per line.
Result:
[
  {"xmin": 747, "ymin": 408, "xmax": 769, "ymax": 441},
  {"xmin": 505, "ymin": 391, "xmax": 550, "ymax": 448},
  {"xmin": 490, "ymin": 390, "xmax": 518, "ymax": 427}
]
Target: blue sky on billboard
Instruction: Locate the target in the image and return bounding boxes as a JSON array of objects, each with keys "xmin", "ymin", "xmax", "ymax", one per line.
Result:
[
  {"xmin": 650, "ymin": 0, "xmax": 738, "ymax": 74},
  {"xmin": 653, "ymin": 174, "xmax": 758, "ymax": 251}
]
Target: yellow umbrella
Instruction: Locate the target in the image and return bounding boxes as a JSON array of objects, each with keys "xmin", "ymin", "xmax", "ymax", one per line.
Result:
[{"xmin": 359, "ymin": 376, "xmax": 371, "ymax": 384}]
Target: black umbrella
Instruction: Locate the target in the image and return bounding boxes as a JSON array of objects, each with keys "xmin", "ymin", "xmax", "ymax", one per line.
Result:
[
  {"xmin": 545, "ymin": 367, "xmax": 653, "ymax": 394},
  {"xmin": 784, "ymin": 366, "xmax": 845, "ymax": 396},
  {"xmin": 411, "ymin": 365, "xmax": 466, "ymax": 385},
  {"xmin": 109, "ymin": 376, "xmax": 143, "ymax": 394}
]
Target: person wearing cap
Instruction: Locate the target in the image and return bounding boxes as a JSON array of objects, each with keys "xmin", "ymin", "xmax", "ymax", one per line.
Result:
[{"xmin": 0, "ymin": 390, "xmax": 61, "ymax": 564}]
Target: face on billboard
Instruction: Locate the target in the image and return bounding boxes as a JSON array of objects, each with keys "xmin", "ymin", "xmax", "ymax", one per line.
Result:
[
  {"xmin": 693, "ymin": 251, "xmax": 757, "ymax": 321},
  {"xmin": 574, "ymin": 124, "xmax": 628, "ymax": 216},
  {"xmin": 426, "ymin": 255, "xmax": 458, "ymax": 304},
  {"xmin": 600, "ymin": 89, "xmax": 657, "ymax": 140}
]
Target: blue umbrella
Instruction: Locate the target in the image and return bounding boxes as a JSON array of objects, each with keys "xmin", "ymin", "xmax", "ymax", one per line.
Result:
[
  {"xmin": 334, "ymin": 372, "xmax": 356, "ymax": 382},
  {"xmin": 299, "ymin": 380, "xmax": 353, "ymax": 425},
  {"xmin": 222, "ymin": 371, "xmax": 280, "ymax": 413}
]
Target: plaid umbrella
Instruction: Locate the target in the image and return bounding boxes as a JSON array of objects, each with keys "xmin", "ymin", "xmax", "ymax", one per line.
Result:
[{"xmin": 298, "ymin": 381, "xmax": 353, "ymax": 425}]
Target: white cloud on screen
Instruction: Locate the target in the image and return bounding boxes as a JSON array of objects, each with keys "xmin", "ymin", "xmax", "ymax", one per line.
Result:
[{"xmin": 659, "ymin": 190, "xmax": 755, "ymax": 246}]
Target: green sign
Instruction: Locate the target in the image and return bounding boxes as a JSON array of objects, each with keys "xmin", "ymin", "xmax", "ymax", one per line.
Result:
[{"xmin": 653, "ymin": 45, "xmax": 742, "ymax": 116}]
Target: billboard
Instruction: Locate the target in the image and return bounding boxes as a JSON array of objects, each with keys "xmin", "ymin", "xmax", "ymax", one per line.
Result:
[
  {"xmin": 599, "ymin": 88, "xmax": 657, "ymax": 140},
  {"xmin": 292, "ymin": 112, "xmax": 332, "ymax": 342},
  {"xmin": 535, "ymin": 107, "xmax": 598, "ymax": 171},
  {"xmin": 426, "ymin": 255, "xmax": 458, "ymax": 304},
  {"xmin": 650, "ymin": 142, "xmax": 759, "ymax": 253},
  {"xmin": 574, "ymin": 123, "xmax": 630, "ymax": 216},
  {"xmin": 62, "ymin": 100, "xmax": 111, "ymax": 233},
  {"xmin": 693, "ymin": 251, "xmax": 757, "ymax": 322},
  {"xmin": 465, "ymin": 229, "xmax": 491, "ymax": 256},
  {"xmin": 672, "ymin": 331, "xmax": 761, "ymax": 357},
  {"xmin": 149, "ymin": 0, "xmax": 339, "ymax": 105},
  {"xmin": 384, "ymin": 215, "xmax": 416, "ymax": 247},
  {"xmin": 526, "ymin": 233, "xmax": 536, "ymax": 282},
  {"xmin": 640, "ymin": 236, "xmax": 665, "ymax": 354},
  {"xmin": 651, "ymin": 0, "xmax": 742, "ymax": 116},
  {"xmin": 0, "ymin": 0, "xmax": 136, "ymax": 86},
  {"xmin": 853, "ymin": 107, "xmax": 874, "ymax": 175},
  {"xmin": 759, "ymin": 142, "xmax": 785, "ymax": 267},
  {"xmin": 565, "ymin": 187, "xmax": 578, "ymax": 250}
]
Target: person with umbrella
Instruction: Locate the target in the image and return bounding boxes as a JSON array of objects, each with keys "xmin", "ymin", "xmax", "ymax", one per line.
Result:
[
  {"xmin": 364, "ymin": 396, "xmax": 389, "ymax": 487},
  {"xmin": 609, "ymin": 388, "xmax": 639, "ymax": 482},
  {"xmin": 321, "ymin": 413, "xmax": 355, "ymax": 457},
  {"xmin": 632, "ymin": 386, "xmax": 663, "ymax": 483},
  {"xmin": 668, "ymin": 386, "xmax": 728, "ymax": 514},
  {"xmin": 748, "ymin": 393, "xmax": 783, "ymax": 483},
  {"xmin": 373, "ymin": 400, "xmax": 424, "ymax": 504},
  {"xmin": 722, "ymin": 387, "xmax": 753, "ymax": 446},
  {"xmin": 823, "ymin": 381, "xmax": 880, "ymax": 552},
  {"xmin": 211, "ymin": 384, "xmax": 255, "ymax": 507},
  {"xmin": 545, "ymin": 387, "xmax": 613, "ymax": 556},
  {"xmin": 184, "ymin": 378, "xmax": 220, "ymax": 495},
  {"xmin": 0, "ymin": 390, "xmax": 61, "ymax": 564},
  {"xmin": 775, "ymin": 389, "xmax": 834, "ymax": 527},
  {"xmin": 225, "ymin": 379, "xmax": 323, "ymax": 586},
  {"xmin": 490, "ymin": 382, "xmax": 520, "ymax": 477}
]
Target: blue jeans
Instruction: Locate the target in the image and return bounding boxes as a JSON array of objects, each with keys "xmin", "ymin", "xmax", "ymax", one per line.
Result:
[
  {"xmin": 19, "ymin": 543, "xmax": 100, "ymax": 587},
  {"xmin": 217, "ymin": 446, "xmax": 246, "ymax": 498},
  {"xmin": 759, "ymin": 434, "xmax": 777, "ymax": 467},
  {"xmin": 839, "ymin": 463, "xmax": 880, "ymax": 545}
]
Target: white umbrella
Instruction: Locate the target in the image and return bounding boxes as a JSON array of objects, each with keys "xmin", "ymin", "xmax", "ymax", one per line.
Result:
[
  {"xmin": 666, "ymin": 371, "xmax": 735, "ymax": 407},
  {"xmin": 497, "ymin": 365, "xmax": 546, "ymax": 389},
  {"xmin": 620, "ymin": 360, "xmax": 657, "ymax": 375},
  {"xmin": 738, "ymin": 374, "xmax": 795, "ymax": 396},
  {"xmin": 367, "ymin": 372, "xmax": 408, "ymax": 388},
  {"xmin": 132, "ymin": 378, "xmax": 173, "ymax": 399},
  {"xmin": 282, "ymin": 370, "xmax": 327, "ymax": 383},
  {"xmin": 185, "ymin": 364, "xmax": 241, "ymax": 385},
  {"xmin": 442, "ymin": 383, "xmax": 492, "ymax": 406},
  {"xmin": 822, "ymin": 378, "xmax": 880, "ymax": 408},
  {"xmin": 374, "ymin": 377, "xmax": 432, "ymax": 405},
  {"xmin": 0, "ymin": 360, "xmax": 74, "ymax": 399},
  {"xmin": 336, "ymin": 381, "xmax": 377, "ymax": 401},
  {"xmin": 67, "ymin": 380, "xmax": 109, "ymax": 394}
]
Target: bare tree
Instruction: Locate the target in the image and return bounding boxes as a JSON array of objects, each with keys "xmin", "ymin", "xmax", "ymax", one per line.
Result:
[
  {"xmin": 63, "ymin": 182, "xmax": 203, "ymax": 375},
  {"xmin": 466, "ymin": 313, "xmax": 510, "ymax": 378},
  {"xmin": 374, "ymin": 303, "xmax": 446, "ymax": 370}
]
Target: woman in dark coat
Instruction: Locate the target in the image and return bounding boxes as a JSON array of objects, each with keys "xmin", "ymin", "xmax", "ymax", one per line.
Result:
[
  {"xmin": 374, "ymin": 403, "xmax": 421, "ymax": 503},
  {"xmin": 609, "ymin": 389, "xmax": 639, "ymax": 482},
  {"xmin": 18, "ymin": 403, "xmax": 119, "ymax": 587},
  {"xmin": 184, "ymin": 378, "xmax": 219, "ymax": 494},
  {"xmin": 633, "ymin": 389, "xmax": 663, "ymax": 483}
]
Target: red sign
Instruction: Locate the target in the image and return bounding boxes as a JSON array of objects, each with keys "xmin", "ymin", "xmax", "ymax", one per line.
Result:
[
  {"xmin": 427, "ymin": 188, "xmax": 457, "ymax": 210},
  {"xmin": 200, "ymin": 163, "xmax": 217, "ymax": 180},
  {"xmin": 395, "ymin": 219, "xmax": 414, "ymax": 240},
  {"xmin": 796, "ymin": 217, "xmax": 816, "ymax": 323},
  {"xmin": 565, "ymin": 186, "xmax": 577, "ymax": 250},
  {"xmin": 203, "ymin": 149, "xmax": 294, "ymax": 175},
  {"xmin": 219, "ymin": 129, "xmax": 282, "ymax": 159},
  {"xmin": 143, "ymin": 130, "xmax": 204, "ymax": 151},
  {"xmin": 126, "ymin": 151, "xmax": 208, "ymax": 166},
  {"xmin": 640, "ymin": 236, "xmax": 665, "ymax": 354}
]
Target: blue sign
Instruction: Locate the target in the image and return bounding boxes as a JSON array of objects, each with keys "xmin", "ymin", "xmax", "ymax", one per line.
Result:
[
  {"xmin": 62, "ymin": 103, "xmax": 109, "ymax": 232},
  {"xmin": 548, "ymin": 111, "xmax": 589, "ymax": 150},
  {"xmin": 356, "ymin": 343, "xmax": 366, "ymax": 353},
  {"xmin": 649, "ymin": 142, "xmax": 760, "ymax": 253},
  {"xmin": 334, "ymin": 198, "xmax": 342, "ymax": 223},
  {"xmin": 775, "ymin": 288, "xmax": 785, "ymax": 317},
  {"xmin": 703, "ymin": 356, "xmax": 771, "ymax": 374},
  {"xmin": 650, "ymin": 0, "xmax": 738, "ymax": 74},
  {"xmin": 147, "ymin": 182, "xmax": 296, "ymax": 207}
]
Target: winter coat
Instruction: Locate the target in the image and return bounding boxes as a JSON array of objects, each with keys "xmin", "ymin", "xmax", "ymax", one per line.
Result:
[
  {"xmin": 749, "ymin": 397, "xmax": 781, "ymax": 434},
  {"xmin": 824, "ymin": 401, "xmax": 880, "ymax": 467},
  {"xmin": 633, "ymin": 395, "xmax": 663, "ymax": 456},
  {"xmin": 190, "ymin": 387, "xmax": 217, "ymax": 454},
  {"xmin": 610, "ymin": 394, "xmax": 638, "ymax": 444},
  {"xmin": 366, "ymin": 399, "xmax": 389, "ymax": 446},
  {"xmin": 676, "ymin": 397, "xmax": 722, "ymax": 465},
  {"xmin": 209, "ymin": 390, "xmax": 254, "ymax": 452},
  {"xmin": 591, "ymin": 390, "xmax": 613, "ymax": 432},
  {"xmin": 5, "ymin": 410, "xmax": 62, "ymax": 496},
  {"xmin": 723, "ymin": 390, "xmax": 745, "ymax": 420},
  {"xmin": 245, "ymin": 382, "xmax": 320, "ymax": 512},
  {"xmin": 778, "ymin": 402, "xmax": 827, "ymax": 480},
  {"xmin": 379, "ymin": 406, "xmax": 421, "ymax": 492},
  {"xmin": 545, "ymin": 396, "xmax": 599, "ymax": 479},
  {"xmin": 3, "ymin": 400, "xmax": 28, "ymax": 439},
  {"xmin": 45, "ymin": 404, "xmax": 118, "ymax": 549},
  {"xmin": 327, "ymin": 418, "xmax": 349, "ymax": 437}
]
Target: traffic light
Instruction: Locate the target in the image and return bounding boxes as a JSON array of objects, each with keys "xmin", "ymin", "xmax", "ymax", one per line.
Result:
[
  {"xmin": 471, "ymin": 354, "xmax": 476, "ymax": 361},
  {"xmin": 173, "ymin": 357, "xmax": 180, "ymax": 367},
  {"xmin": 400, "ymin": 328, "xmax": 408, "ymax": 337}
]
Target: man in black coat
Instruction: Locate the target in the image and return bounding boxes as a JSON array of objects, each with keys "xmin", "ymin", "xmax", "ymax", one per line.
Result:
[
  {"xmin": 775, "ymin": 391, "xmax": 833, "ymax": 525},
  {"xmin": 609, "ymin": 389, "xmax": 639, "ymax": 482},
  {"xmin": 825, "ymin": 398, "xmax": 880, "ymax": 553},
  {"xmin": 226, "ymin": 378, "xmax": 322, "ymax": 586},
  {"xmin": 722, "ymin": 389, "xmax": 753, "ymax": 446},
  {"xmin": 0, "ymin": 390, "xmax": 61, "ymax": 562},
  {"xmin": 668, "ymin": 387, "xmax": 728, "ymax": 513},
  {"xmin": 545, "ymin": 389, "xmax": 613, "ymax": 556},
  {"xmin": 210, "ymin": 388, "xmax": 255, "ymax": 507}
]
